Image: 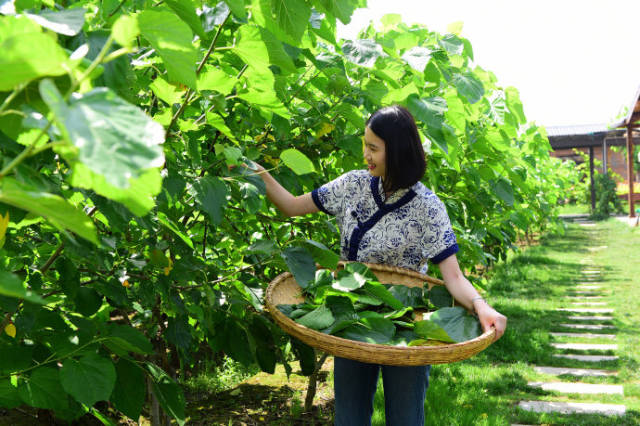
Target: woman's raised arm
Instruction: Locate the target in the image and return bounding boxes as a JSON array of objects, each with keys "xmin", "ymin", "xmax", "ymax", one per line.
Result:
[{"xmin": 253, "ymin": 163, "xmax": 319, "ymax": 217}]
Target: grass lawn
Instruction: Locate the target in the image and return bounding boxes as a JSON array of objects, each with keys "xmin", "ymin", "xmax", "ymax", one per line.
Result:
[
  {"xmin": 556, "ymin": 203, "xmax": 592, "ymax": 216},
  {"xmin": 178, "ymin": 217, "xmax": 639, "ymax": 425},
  {"xmin": 370, "ymin": 218, "xmax": 640, "ymax": 425},
  {"xmin": 169, "ymin": 218, "xmax": 640, "ymax": 425}
]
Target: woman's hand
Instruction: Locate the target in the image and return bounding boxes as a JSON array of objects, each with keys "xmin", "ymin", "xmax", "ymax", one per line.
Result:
[
  {"xmin": 230, "ymin": 159, "xmax": 318, "ymax": 217},
  {"xmin": 474, "ymin": 300, "xmax": 507, "ymax": 342},
  {"xmin": 246, "ymin": 160, "xmax": 265, "ymax": 173},
  {"xmin": 229, "ymin": 160, "xmax": 265, "ymax": 173}
]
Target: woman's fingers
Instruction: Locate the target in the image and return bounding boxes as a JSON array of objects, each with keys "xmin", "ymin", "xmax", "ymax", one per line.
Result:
[
  {"xmin": 491, "ymin": 313, "xmax": 507, "ymax": 341},
  {"xmin": 477, "ymin": 305, "xmax": 507, "ymax": 342},
  {"xmin": 228, "ymin": 160, "xmax": 263, "ymax": 172}
]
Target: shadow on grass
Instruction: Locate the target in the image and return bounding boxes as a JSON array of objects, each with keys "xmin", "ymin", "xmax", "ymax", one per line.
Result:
[
  {"xmin": 515, "ymin": 408, "xmax": 640, "ymax": 426},
  {"xmin": 425, "ymin": 355, "xmax": 635, "ymax": 426},
  {"xmin": 186, "ymin": 383, "xmax": 334, "ymax": 425},
  {"xmin": 487, "ymin": 250, "xmax": 591, "ymax": 299}
]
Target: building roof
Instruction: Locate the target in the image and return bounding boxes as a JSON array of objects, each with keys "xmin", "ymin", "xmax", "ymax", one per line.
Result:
[
  {"xmin": 545, "ymin": 124, "xmax": 613, "ymax": 137},
  {"xmin": 612, "ymin": 84, "xmax": 640, "ymax": 129},
  {"xmin": 545, "ymin": 84, "xmax": 640, "ymax": 149}
]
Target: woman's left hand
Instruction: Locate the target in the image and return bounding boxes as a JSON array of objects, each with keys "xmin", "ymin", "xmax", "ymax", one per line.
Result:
[{"xmin": 474, "ymin": 301, "xmax": 507, "ymax": 342}]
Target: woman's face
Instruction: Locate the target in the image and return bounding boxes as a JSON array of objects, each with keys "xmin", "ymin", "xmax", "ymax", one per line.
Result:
[{"xmin": 363, "ymin": 126, "xmax": 386, "ymax": 179}]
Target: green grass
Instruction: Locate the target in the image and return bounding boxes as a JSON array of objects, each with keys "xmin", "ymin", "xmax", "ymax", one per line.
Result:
[
  {"xmin": 368, "ymin": 218, "xmax": 640, "ymax": 425},
  {"xmin": 183, "ymin": 357, "xmax": 259, "ymax": 395},
  {"xmin": 557, "ymin": 203, "xmax": 592, "ymax": 215},
  {"xmin": 176, "ymin": 219, "xmax": 639, "ymax": 425}
]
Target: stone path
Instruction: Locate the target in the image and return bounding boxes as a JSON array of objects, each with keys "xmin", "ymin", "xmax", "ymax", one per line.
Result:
[
  {"xmin": 549, "ymin": 332, "xmax": 616, "ymax": 339},
  {"xmin": 533, "ymin": 366, "xmax": 617, "ymax": 377},
  {"xmin": 516, "ymin": 222, "xmax": 626, "ymax": 421}
]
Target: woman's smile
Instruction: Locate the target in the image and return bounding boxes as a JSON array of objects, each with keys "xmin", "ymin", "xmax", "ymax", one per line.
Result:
[{"xmin": 363, "ymin": 126, "xmax": 386, "ymax": 178}]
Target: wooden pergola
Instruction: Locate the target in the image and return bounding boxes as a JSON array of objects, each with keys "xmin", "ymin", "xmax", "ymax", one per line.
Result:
[
  {"xmin": 547, "ymin": 90, "xmax": 640, "ymax": 218},
  {"xmin": 612, "ymin": 85, "xmax": 640, "ymax": 218}
]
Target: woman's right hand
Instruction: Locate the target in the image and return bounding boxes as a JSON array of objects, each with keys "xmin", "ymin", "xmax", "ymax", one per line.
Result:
[
  {"xmin": 248, "ymin": 160, "xmax": 265, "ymax": 173},
  {"xmin": 229, "ymin": 159, "xmax": 265, "ymax": 173},
  {"xmin": 233, "ymin": 159, "xmax": 318, "ymax": 217}
]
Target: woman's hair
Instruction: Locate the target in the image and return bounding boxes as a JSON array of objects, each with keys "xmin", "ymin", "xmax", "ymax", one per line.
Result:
[{"xmin": 365, "ymin": 105, "xmax": 426, "ymax": 192}]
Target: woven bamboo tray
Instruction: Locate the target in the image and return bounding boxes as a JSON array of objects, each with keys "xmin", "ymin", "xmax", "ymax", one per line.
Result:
[{"xmin": 265, "ymin": 262, "xmax": 495, "ymax": 366}]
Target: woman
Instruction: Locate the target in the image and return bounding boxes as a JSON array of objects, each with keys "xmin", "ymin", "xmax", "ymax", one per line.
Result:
[{"xmin": 255, "ymin": 105, "xmax": 507, "ymax": 425}]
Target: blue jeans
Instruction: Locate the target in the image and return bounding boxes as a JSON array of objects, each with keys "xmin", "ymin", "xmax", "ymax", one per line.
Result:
[{"xmin": 333, "ymin": 357, "xmax": 431, "ymax": 426}]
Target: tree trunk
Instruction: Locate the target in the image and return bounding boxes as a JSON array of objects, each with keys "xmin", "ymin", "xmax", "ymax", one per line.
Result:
[
  {"xmin": 304, "ymin": 352, "xmax": 330, "ymax": 412},
  {"xmin": 148, "ymin": 376, "xmax": 161, "ymax": 426}
]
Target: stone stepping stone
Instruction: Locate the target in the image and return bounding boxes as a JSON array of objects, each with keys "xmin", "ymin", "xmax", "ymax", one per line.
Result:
[
  {"xmin": 570, "ymin": 302, "xmax": 608, "ymax": 306},
  {"xmin": 550, "ymin": 332, "xmax": 616, "ymax": 339},
  {"xmin": 518, "ymin": 400, "xmax": 625, "ymax": 415},
  {"xmin": 551, "ymin": 343, "xmax": 618, "ymax": 351},
  {"xmin": 582, "ymin": 270, "xmax": 601, "ymax": 274},
  {"xmin": 527, "ymin": 381, "xmax": 623, "ymax": 394},
  {"xmin": 568, "ymin": 295, "xmax": 604, "ymax": 299},
  {"xmin": 569, "ymin": 291, "xmax": 602, "ymax": 296},
  {"xmin": 567, "ymin": 315, "xmax": 614, "ymax": 321},
  {"xmin": 558, "ymin": 323, "xmax": 615, "ymax": 330},
  {"xmin": 579, "ymin": 223, "xmax": 596, "ymax": 227},
  {"xmin": 557, "ymin": 308, "xmax": 613, "ymax": 313},
  {"xmin": 587, "ymin": 246, "xmax": 608, "ymax": 252},
  {"xmin": 533, "ymin": 366, "xmax": 617, "ymax": 377},
  {"xmin": 553, "ymin": 354, "xmax": 619, "ymax": 362},
  {"xmin": 575, "ymin": 283, "xmax": 603, "ymax": 287}
]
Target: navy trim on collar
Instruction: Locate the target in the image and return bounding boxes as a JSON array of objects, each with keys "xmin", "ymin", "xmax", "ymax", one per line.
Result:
[
  {"xmin": 371, "ymin": 176, "xmax": 384, "ymax": 209},
  {"xmin": 346, "ymin": 178, "xmax": 417, "ymax": 261}
]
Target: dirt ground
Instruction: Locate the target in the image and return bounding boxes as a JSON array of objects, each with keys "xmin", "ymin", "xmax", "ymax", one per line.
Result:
[
  {"xmin": 185, "ymin": 358, "xmax": 335, "ymax": 425},
  {"xmin": 0, "ymin": 358, "xmax": 336, "ymax": 425}
]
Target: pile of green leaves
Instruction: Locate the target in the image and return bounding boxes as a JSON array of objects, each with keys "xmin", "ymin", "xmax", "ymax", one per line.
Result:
[{"xmin": 278, "ymin": 263, "xmax": 482, "ymax": 346}]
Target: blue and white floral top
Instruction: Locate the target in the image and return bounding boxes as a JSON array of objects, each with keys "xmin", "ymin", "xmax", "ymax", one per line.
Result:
[{"xmin": 311, "ymin": 169, "xmax": 458, "ymax": 274}]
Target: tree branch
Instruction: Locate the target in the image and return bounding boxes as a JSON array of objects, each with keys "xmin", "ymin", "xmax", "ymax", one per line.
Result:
[
  {"xmin": 165, "ymin": 11, "xmax": 232, "ymax": 139},
  {"xmin": 40, "ymin": 243, "xmax": 65, "ymax": 274}
]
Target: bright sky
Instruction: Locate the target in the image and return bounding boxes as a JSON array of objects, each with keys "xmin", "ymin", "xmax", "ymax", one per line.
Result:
[{"xmin": 337, "ymin": 0, "xmax": 640, "ymax": 127}]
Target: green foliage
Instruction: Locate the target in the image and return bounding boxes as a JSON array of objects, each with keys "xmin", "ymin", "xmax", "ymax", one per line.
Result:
[
  {"xmin": 592, "ymin": 172, "xmax": 623, "ymax": 220},
  {"xmin": 278, "ymin": 264, "xmax": 480, "ymax": 345},
  {"xmin": 0, "ymin": 0, "xmax": 574, "ymax": 422},
  {"xmin": 565, "ymin": 148, "xmax": 624, "ymax": 219}
]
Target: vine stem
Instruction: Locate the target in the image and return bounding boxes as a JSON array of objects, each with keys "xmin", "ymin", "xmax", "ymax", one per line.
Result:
[
  {"xmin": 0, "ymin": 337, "xmax": 109, "ymax": 379},
  {"xmin": 40, "ymin": 242, "xmax": 65, "ymax": 274},
  {"xmin": 174, "ymin": 261, "xmax": 273, "ymax": 290},
  {"xmin": 0, "ymin": 109, "xmax": 25, "ymax": 117},
  {"xmin": 286, "ymin": 69, "xmax": 321, "ymax": 106},
  {"xmin": 0, "ymin": 83, "xmax": 26, "ymax": 115},
  {"xmin": 29, "ymin": 141, "xmax": 66, "ymax": 157},
  {"xmin": 165, "ymin": 11, "xmax": 232, "ymax": 139},
  {"xmin": 102, "ymin": 47, "xmax": 132, "ymax": 64},
  {"xmin": 108, "ymin": 0, "xmax": 128, "ymax": 17},
  {"xmin": 0, "ymin": 122, "xmax": 53, "ymax": 179},
  {"xmin": 66, "ymin": 37, "xmax": 115, "ymax": 99}
]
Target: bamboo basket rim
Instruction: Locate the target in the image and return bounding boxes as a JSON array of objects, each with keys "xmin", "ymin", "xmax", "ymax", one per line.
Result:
[{"xmin": 265, "ymin": 262, "xmax": 496, "ymax": 366}]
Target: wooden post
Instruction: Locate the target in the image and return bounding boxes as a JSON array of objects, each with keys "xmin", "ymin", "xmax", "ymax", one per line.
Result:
[
  {"xmin": 626, "ymin": 124, "xmax": 635, "ymax": 218},
  {"xmin": 602, "ymin": 138, "xmax": 608, "ymax": 174},
  {"xmin": 589, "ymin": 146, "xmax": 596, "ymax": 212}
]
